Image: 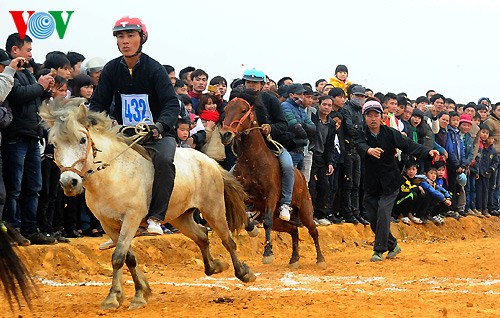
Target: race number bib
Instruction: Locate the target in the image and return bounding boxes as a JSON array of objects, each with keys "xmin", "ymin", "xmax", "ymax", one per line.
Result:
[{"xmin": 121, "ymin": 94, "xmax": 154, "ymax": 126}]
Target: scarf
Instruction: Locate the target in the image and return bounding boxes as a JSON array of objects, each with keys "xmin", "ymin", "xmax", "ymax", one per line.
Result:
[{"xmin": 199, "ymin": 110, "xmax": 220, "ymax": 123}]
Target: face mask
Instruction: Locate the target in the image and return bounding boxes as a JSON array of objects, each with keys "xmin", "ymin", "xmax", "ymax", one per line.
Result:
[
  {"xmin": 351, "ymin": 98, "xmax": 364, "ymax": 108},
  {"xmin": 293, "ymin": 97, "xmax": 303, "ymax": 105}
]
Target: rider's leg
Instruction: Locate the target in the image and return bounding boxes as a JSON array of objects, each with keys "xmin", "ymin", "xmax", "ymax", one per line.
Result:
[
  {"xmin": 144, "ymin": 136, "xmax": 176, "ymax": 235},
  {"xmin": 278, "ymin": 149, "xmax": 294, "ymax": 221}
]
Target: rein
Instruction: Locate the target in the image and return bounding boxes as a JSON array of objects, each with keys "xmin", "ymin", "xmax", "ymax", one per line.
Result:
[
  {"xmin": 54, "ymin": 129, "xmax": 99, "ymax": 180},
  {"xmin": 224, "ymin": 98, "xmax": 285, "ymax": 155},
  {"xmin": 54, "ymin": 122, "xmax": 151, "ymax": 180}
]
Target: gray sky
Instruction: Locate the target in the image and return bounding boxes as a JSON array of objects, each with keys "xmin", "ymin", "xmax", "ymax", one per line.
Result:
[{"xmin": 2, "ymin": 0, "xmax": 499, "ymax": 103}]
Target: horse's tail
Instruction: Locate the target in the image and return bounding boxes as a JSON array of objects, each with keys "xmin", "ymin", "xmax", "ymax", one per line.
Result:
[
  {"xmin": 0, "ymin": 223, "xmax": 36, "ymax": 311},
  {"xmin": 218, "ymin": 166, "xmax": 248, "ymax": 233}
]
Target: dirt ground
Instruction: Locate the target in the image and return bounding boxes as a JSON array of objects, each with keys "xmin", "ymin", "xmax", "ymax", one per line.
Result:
[{"xmin": 2, "ymin": 216, "xmax": 500, "ymax": 318}]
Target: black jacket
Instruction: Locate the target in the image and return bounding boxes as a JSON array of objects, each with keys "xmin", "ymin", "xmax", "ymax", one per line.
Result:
[
  {"xmin": 341, "ymin": 100, "xmax": 363, "ymax": 152},
  {"xmin": 355, "ymin": 125, "xmax": 432, "ymax": 195},
  {"xmin": 90, "ymin": 53, "xmax": 179, "ymax": 134},
  {"xmin": 4, "ymin": 69, "xmax": 46, "ymax": 139},
  {"xmin": 311, "ymin": 112, "xmax": 336, "ymax": 165},
  {"xmin": 255, "ymin": 91, "xmax": 292, "ymax": 148}
]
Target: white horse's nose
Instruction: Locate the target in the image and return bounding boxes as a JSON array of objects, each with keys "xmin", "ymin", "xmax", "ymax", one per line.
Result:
[{"xmin": 59, "ymin": 171, "xmax": 84, "ymax": 196}]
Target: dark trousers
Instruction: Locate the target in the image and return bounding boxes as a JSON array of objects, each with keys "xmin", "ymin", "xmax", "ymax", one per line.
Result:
[
  {"xmin": 37, "ymin": 158, "xmax": 62, "ymax": 233},
  {"xmin": 476, "ymin": 176, "xmax": 489, "ymax": 211},
  {"xmin": 446, "ymin": 165, "xmax": 458, "ymax": 210},
  {"xmin": 309, "ymin": 155, "xmax": 331, "ymax": 219},
  {"xmin": 341, "ymin": 151, "xmax": 361, "ymax": 218},
  {"xmin": 465, "ymin": 172, "xmax": 476, "ymax": 211},
  {"xmin": 2, "ymin": 136, "xmax": 42, "ymax": 235},
  {"xmin": 144, "ymin": 136, "xmax": 176, "ymax": 221},
  {"xmin": 364, "ymin": 188, "xmax": 399, "ymax": 253}
]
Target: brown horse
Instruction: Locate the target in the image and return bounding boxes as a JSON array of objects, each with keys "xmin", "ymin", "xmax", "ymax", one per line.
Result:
[{"xmin": 220, "ymin": 95, "xmax": 326, "ymax": 268}]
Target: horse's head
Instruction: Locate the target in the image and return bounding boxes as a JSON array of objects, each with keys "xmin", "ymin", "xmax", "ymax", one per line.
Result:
[
  {"xmin": 220, "ymin": 98, "xmax": 255, "ymax": 145},
  {"xmin": 40, "ymin": 98, "xmax": 97, "ymax": 196}
]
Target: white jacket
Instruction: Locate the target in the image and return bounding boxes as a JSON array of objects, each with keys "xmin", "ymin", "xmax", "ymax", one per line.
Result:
[{"xmin": 0, "ymin": 66, "xmax": 15, "ymax": 102}]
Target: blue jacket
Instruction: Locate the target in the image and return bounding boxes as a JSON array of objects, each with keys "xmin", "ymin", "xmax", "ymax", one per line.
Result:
[
  {"xmin": 445, "ymin": 126, "xmax": 466, "ymax": 169},
  {"xmin": 416, "ymin": 174, "xmax": 451, "ymax": 202},
  {"xmin": 281, "ymin": 98, "xmax": 316, "ymax": 151},
  {"xmin": 471, "ymin": 145, "xmax": 498, "ymax": 177},
  {"xmin": 460, "ymin": 131, "xmax": 474, "ymax": 166}
]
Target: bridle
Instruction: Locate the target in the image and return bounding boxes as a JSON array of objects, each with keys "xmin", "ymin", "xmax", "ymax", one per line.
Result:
[
  {"xmin": 222, "ymin": 98, "xmax": 255, "ymax": 135},
  {"xmin": 53, "ymin": 128, "xmax": 99, "ymax": 180}
]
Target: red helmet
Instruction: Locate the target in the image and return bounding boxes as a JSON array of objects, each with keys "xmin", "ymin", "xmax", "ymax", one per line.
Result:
[{"xmin": 112, "ymin": 16, "xmax": 148, "ymax": 44}]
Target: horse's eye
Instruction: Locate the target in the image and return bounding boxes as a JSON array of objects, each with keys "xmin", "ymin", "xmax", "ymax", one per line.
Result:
[
  {"xmin": 80, "ymin": 137, "xmax": 87, "ymax": 144},
  {"xmin": 242, "ymin": 109, "xmax": 247, "ymax": 114}
]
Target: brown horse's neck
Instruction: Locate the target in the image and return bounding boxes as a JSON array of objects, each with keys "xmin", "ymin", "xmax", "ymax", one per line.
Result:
[{"xmin": 236, "ymin": 129, "xmax": 270, "ymax": 159}]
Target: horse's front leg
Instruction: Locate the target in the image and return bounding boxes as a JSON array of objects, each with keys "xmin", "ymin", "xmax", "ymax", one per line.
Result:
[
  {"xmin": 126, "ymin": 249, "xmax": 151, "ymax": 309},
  {"xmin": 100, "ymin": 219, "xmax": 139, "ymax": 310},
  {"xmin": 262, "ymin": 207, "xmax": 274, "ymax": 264}
]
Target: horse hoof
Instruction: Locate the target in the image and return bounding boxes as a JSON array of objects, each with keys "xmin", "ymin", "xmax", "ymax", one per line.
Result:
[
  {"xmin": 213, "ymin": 259, "xmax": 230, "ymax": 274},
  {"xmin": 262, "ymin": 255, "xmax": 274, "ymax": 264},
  {"xmin": 129, "ymin": 297, "xmax": 147, "ymax": 310},
  {"xmin": 101, "ymin": 299, "xmax": 120, "ymax": 310},
  {"xmin": 247, "ymin": 226, "xmax": 259, "ymax": 237},
  {"xmin": 289, "ymin": 261, "xmax": 299, "ymax": 269},
  {"xmin": 316, "ymin": 261, "xmax": 327, "ymax": 269},
  {"xmin": 241, "ymin": 270, "xmax": 257, "ymax": 283}
]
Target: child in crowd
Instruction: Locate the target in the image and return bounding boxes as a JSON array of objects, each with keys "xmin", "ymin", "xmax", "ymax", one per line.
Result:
[
  {"xmin": 50, "ymin": 75, "xmax": 68, "ymax": 99},
  {"xmin": 176, "ymin": 118, "xmax": 192, "ymax": 148},
  {"xmin": 329, "ymin": 64, "xmax": 352, "ymax": 95},
  {"xmin": 471, "ymin": 125, "xmax": 499, "ymax": 217},
  {"xmin": 445, "ymin": 111, "xmax": 466, "ymax": 216},
  {"xmin": 197, "ymin": 93, "xmax": 225, "ymax": 162},
  {"xmin": 393, "ymin": 160, "xmax": 423, "ymax": 224},
  {"xmin": 457, "ymin": 114, "xmax": 475, "ymax": 216},
  {"xmin": 416, "ymin": 164, "xmax": 452, "ymax": 225}
]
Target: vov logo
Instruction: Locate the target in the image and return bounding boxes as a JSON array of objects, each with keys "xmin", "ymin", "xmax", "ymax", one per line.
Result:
[{"xmin": 9, "ymin": 11, "xmax": 74, "ymax": 40}]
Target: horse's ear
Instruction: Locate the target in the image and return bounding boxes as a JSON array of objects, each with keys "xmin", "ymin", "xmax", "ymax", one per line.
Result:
[
  {"xmin": 39, "ymin": 100, "xmax": 55, "ymax": 128},
  {"xmin": 76, "ymin": 103, "xmax": 88, "ymax": 125}
]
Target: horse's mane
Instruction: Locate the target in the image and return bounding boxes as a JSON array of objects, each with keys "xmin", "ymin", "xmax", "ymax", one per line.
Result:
[
  {"xmin": 40, "ymin": 98, "xmax": 150, "ymax": 160},
  {"xmin": 228, "ymin": 89, "xmax": 269, "ymax": 125}
]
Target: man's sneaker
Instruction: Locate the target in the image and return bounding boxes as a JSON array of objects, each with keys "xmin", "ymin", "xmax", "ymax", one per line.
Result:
[
  {"xmin": 146, "ymin": 218, "xmax": 163, "ymax": 235},
  {"xmin": 482, "ymin": 210, "xmax": 491, "ymax": 218},
  {"xmin": 409, "ymin": 213, "xmax": 423, "ymax": 224},
  {"xmin": 11, "ymin": 228, "xmax": 31, "ymax": 246},
  {"xmin": 355, "ymin": 215, "xmax": 370, "ymax": 225},
  {"xmin": 343, "ymin": 215, "xmax": 359, "ymax": 224},
  {"xmin": 99, "ymin": 238, "xmax": 116, "ymax": 250},
  {"xmin": 317, "ymin": 218, "xmax": 331, "ymax": 226},
  {"xmin": 390, "ymin": 216, "xmax": 400, "ymax": 223},
  {"xmin": 51, "ymin": 231, "xmax": 70, "ymax": 243},
  {"xmin": 279, "ymin": 204, "xmax": 292, "ymax": 221},
  {"xmin": 327, "ymin": 214, "xmax": 344, "ymax": 224},
  {"xmin": 401, "ymin": 217, "xmax": 411, "ymax": 225},
  {"xmin": 370, "ymin": 251, "xmax": 383, "ymax": 262},
  {"xmin": 490, "ymin": 210, "xmax": 500, "ymax": 216},
  {"xmin": 387, "ymin": 244, "xmax": 402, "ymax": 259},
  {"xmin": 25, "ymin": 231, "xmax": 57, "ymax": 245}
]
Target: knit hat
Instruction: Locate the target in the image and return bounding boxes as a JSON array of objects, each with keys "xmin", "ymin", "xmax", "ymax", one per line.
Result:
[
  {"xmin": 459, "ymin": 113, "xmax": 472, "ymax": 125},
  {"xmin": 335, "ymin": 64, "xmax": 348, "ymax": 74}
]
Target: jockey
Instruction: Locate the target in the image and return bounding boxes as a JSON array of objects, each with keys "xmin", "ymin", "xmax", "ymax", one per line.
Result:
[
  {"xmin": 242, "ymin": 68, "xmax": 295, "ymax": 222},
  {"xmin": 90, "ymin": 16, "xmax": 179, "ymax": 235}
]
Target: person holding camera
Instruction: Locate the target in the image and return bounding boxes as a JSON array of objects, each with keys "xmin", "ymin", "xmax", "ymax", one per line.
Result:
[
  {"xmin": 3, "ymin": 34, "xmax": 56, "ymax": 245},
  {"xmin": 90, "ymin": 16, "xmax": 179, "ymax": 235}
]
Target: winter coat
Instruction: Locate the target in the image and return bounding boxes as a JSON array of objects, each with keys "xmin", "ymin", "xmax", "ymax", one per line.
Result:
[{"xmin": 354, "ymin": 125, "xmax": 432, "ymax": 195}]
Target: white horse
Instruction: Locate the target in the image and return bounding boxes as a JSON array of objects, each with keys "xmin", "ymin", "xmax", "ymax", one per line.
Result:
[{"xmin": 39, "ymin": 98, "xmax": 255, "ymax": 309}]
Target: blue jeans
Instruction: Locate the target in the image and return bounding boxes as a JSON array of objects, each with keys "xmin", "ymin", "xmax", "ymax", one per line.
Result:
[
  {"xmin": 465, "ymin": 172, "xmax": 476, "ymax": 211},
  {"xmin": 2, "ymin": 137, "xmax": 42, "ymax": 235},
  {"xmin": 279, "ymin": 149, "xmax": 294, "ymax": 206},
  {"xmin": 289, "ymin": 150, "xmax": 305, "ymax": 170}
]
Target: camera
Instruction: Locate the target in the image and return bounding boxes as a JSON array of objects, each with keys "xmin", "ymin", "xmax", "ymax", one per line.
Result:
[
  {"xmin": 207, "ymin": 85, "xmax": 217, "ymax": 93},
  {"xmin": 17, "ymin": 60, "xmax": 29, "ymax": 69}
]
